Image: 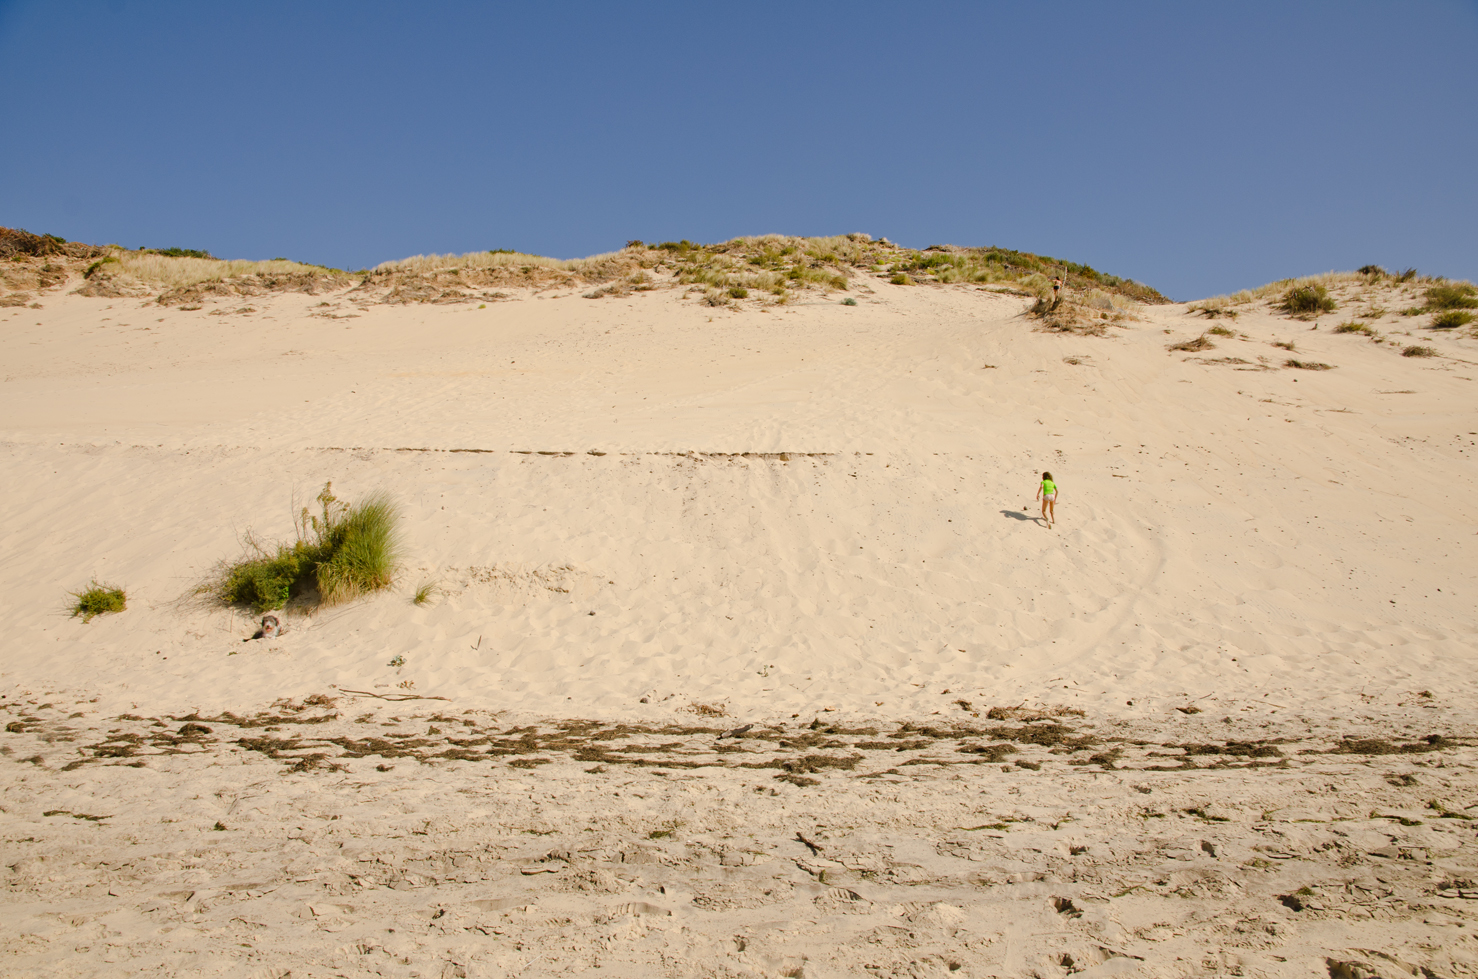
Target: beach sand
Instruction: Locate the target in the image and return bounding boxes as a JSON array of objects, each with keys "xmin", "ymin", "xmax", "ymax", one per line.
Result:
[{"xmin": 2, "ymin": 273, "xmax": 1477, "ymax": 976}]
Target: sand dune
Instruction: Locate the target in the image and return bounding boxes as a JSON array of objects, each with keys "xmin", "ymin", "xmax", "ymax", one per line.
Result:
[{"xmin": 2, "ymin": 262, "xmax": 1477, "ymax": 975}]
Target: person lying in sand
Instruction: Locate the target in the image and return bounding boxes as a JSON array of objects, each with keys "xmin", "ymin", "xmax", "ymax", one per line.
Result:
[{"xmin": 1036, "ymin": 471, "xmax": 1058, "ymax": 527}]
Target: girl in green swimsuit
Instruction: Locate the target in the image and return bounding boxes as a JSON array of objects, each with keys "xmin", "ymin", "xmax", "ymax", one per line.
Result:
[{"xmin": 1036, "ymin": 471, "xmax": 1058, "ymax": 527}]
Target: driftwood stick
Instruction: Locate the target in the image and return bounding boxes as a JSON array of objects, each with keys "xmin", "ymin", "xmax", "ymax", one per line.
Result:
[{"xmin": 334, "ymin": 687, "xmax": 451, "ymax": 702}]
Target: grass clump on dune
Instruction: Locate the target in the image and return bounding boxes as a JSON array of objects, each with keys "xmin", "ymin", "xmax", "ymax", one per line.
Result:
[
  {"xmin": 1431, "ymin": 310, "xmax": 1474, "ymax": 330},
  {"xmin": 1333, "ymin": 321, "xmax": 1375, "ymax": 335},
  {"xmin": 1280, "ymin": 284, "xmax": 1337, "ymax": 317},
  {"xmin": 221, "ymin": 483, "xmax": 401, "ymax": 613},
  {"xmin": 1169, "ymin": 334, "xmax": 1215, "ymax": 352},
  {"xmin": 1424, "ymin": 282, "xmax": 1477, "ymax": 311},
  {"xmin": 70, "ymin": 581, "xmax": 126, "ymax": 622},
  {"xmin": 1402, "ymin": 345, "xmax": 1438, "ymax": 358}
]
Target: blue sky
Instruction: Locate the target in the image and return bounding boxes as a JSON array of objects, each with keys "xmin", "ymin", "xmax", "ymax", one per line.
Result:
[{"xmin": 1, "ymin": 1, "xmax": 1474, "ymax": 299}]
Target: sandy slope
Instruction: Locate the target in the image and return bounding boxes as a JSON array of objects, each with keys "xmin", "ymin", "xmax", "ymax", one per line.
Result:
[{"xmin": 2, "ymin": 274, "xmax": 1478, "ymax": 976}]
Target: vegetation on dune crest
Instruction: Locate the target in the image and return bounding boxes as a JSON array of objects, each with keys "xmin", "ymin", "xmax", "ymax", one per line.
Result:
[
  {"xmin": 70, "ymin": 581, "xmax": 126, "ymax": 622},
  {"xmin": 218, "ymin": 483, "xmax": 401, "ymax": 613},
  {"xmin": 1280, "ymin": 283, "xmax": 1337, "ymax": 317},
  {"xmin": 1190, "ymin": 268, "xmax": 1478, "ymax": 344},
  {"xmin": 1422, "ymin": 282, "xmax": 1477, "ymax": 311},
  {"xmin": 5, "ymin": 224, "xmax": 1165, "ymax": 311}
]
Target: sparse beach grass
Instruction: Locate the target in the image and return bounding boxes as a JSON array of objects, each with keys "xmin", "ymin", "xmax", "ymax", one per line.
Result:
[
  {"xmin": 1424, "ymin": 282, "xmax": 1477, "ymax": 311},
  {"xmin": 69, "ymin": 581, "xmax": 126, "ymax": 622},
  {"xmin": 108, "ymin": 252, "xmax": 335, "ymax": 290},
  {"xmin": 1169, "ymin": 334, "xmax": 1215, "ymax": 352},
  {"xmin": 219, "ymin": 483, "xmax": 401, "ymax": 613},
  {"xmin": 1403, "ymin": 345, "xmax": 1438, "ymax": 358}
]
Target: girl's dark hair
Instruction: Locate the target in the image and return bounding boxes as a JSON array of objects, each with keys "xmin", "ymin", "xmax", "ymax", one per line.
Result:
[{"xmin": 1042, "ymin": 471, "xmax": 1053, "ymax": 480}]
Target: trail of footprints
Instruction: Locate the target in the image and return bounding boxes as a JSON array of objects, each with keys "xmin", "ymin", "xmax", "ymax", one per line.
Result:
[{"xmin": 3, "ymin": 697, "xmax": 1478, "ymax": 977}]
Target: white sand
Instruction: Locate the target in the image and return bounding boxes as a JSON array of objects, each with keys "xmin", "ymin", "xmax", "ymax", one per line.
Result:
[{"xmin": 2, "ymin": 276, "xmax": 1477, "ymax": 976}]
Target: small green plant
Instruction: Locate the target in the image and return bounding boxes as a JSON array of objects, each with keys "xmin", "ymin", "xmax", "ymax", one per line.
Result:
[
  {"xmin": 413, "ymin": 581, "xmax": 437, "ymax": 606},
  {"xmin": 727, "ymin": 285, "xmax": 749, "ymax": 299},
  {"xmin": 1431, "ymin": 310, "xmax": 1474, "ymax": 330},
  {"xmin": 890, "ymin": 273, "xmax": 910, "ymax": 285},
  {"xmin": 1333, "ymin": 321, "xmax": 1373, "ymax": 335},
  {"xmin": 841, "ymin": 297, "xmax": 858, "ymax": 306},
  {"xmin": 1285, "ymin": 359, "xmax": 1334, "ymax": 370},
  {"xmin": 1403, "ymin": 345, "xmax": 1437, "ymax": 358},
  {"xmin": 70, "ymin": 581, "xmax": 126, "ymax": 622},
  {"xmin": 220, "ymin": 482, "xmax": 401, "ymax": 612},
  {"xmin": 1207, "ymin": 325, "xmax": 1235, "ymax": 336},
  {"xmin": 1280, "ymin": 284, "xmax": 1336, "ymax": 317},
  {"xmin": 1358, "ymin": 264, "xmax": 1387, "ymax": 278}
]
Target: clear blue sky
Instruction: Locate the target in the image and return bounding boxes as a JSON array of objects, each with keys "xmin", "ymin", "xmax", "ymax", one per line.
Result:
[{"xmin": 2, "ymin": 1, "xmax": 1474, "ymax": 300}]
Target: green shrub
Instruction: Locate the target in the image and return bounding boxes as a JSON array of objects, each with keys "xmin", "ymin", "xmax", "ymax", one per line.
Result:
[
  {"xmin": 1207, "ymin": 325, "xmax": 1235, "ymax": 336},
  {"xmin": 1402, "ymin": 345, "xmax": 1437, "ymax": 358},
  {"xmin": 221, "ymin": 483, "xmax": 401, "ymax": 612},
  {"xmin": 1333, "ymin": 321, "xmax": 1373, "ymax": 334},
  {"xmin": 1280, "ymin": 284, "xmax": 1336, "ymax": 316},
  {"xmin": 1431, "ymin": 310, "xmax": 1474, "ymax": 329},
  {"xmin": 1358, "ymin": 265, "xmax": 1387, "ymax": 278},
  {"xmin": 1424, "ymin": 283, "xmax": 1477, "ymax": 311},
  {"xmin": 841, "ymin": 297, "xmax": 858, "ymax": 306},
  {"xmin": 70, "ymin": 581, "xmax": 126, "ymax": 622},
  {"xmin": 890, "ymin": 273, "xmax": 909, "ymax": 285},
  {"xmin": 727, "ymin": 285, "xmax": 749, "ymax": 299},
  {"xmin": 151, "ymin": 247, "xmax": 214, "ymax": 259}
]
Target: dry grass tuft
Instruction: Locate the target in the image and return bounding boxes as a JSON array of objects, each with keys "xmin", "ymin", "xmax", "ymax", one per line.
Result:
[
  {"xmin": 1284, "ymin": 359, "xmax": 1334, "ymax": 370},
  {"xmin": 1402, "ymin": 345, "xmax": 1438, "ymax": 358},
  {"xmin": 1169, "ymin": 334, "xmax": 1215, "ymax": 352}
]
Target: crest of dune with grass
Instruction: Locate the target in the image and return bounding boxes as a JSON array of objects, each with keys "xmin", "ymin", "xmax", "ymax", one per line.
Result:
[{"xmin": 1, "ymin": 225, "xmax": 1167, "ymax": 311}]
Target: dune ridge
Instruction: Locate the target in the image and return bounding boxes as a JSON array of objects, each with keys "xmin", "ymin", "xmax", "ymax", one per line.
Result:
[{"xmin": 2, "ymin": 234, "xmax": 1476, "ymax": 976}]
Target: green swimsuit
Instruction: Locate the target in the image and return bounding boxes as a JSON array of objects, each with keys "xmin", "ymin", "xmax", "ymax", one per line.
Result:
[{"xmin": 1041, "ymin": 479, "xmax": 1057, "ymax": 497}]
